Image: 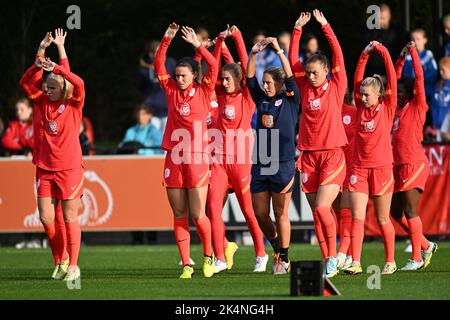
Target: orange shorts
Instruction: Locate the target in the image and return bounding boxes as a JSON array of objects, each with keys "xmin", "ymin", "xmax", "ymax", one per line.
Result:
[
  {"xmin": 348, "ymin": 167, "xmax": 394, "ymax": 196},
  {"xmin": 300, "ymin": 149, "xmax": 346, "ymax": 193},
  {"xmin": 163, "ymin": 152, "xmax": 209, "ymax": 188},
  {"xmin": 343, "ymin": 166, "xmax": 353, "ymax": 190},
  {"xmin": 36, "ymin": 166, "xmax": 84, "ymax": 200},
  {"xmin": 210, "ymin": 162, "xmax": 250, "ymax": 194},
  {"xmin": 394, "ymin": 162, "xmax": 429, "ymax": 193}
]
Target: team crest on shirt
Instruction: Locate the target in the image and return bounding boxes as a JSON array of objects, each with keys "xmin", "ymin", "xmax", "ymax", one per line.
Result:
[
  {"xmin": 361, "ymin": 119, "xmax": 376, "ymax": 132},
  {"xmin": 350, "ymin": 175, "xmax": 357, "ymax": 185},
  {"xmin": 164, "ymin": 168, "xmax": 170, "ymax": 179},
  {"xmin": 308, "ymin": 98, "xmax": 321, "ymax": 111},
  {"xmin": 224, "ymin": 105, "xmax": 236, "ymax": 120},
  {"xmin": 302, "ymin": 173, "xmax": 308, "ymax": 183},
  {"xmin": 393, "ymin": 116, "xmax": 400, "ymax": 131},
  {"xmin": 58, "ymin": 104, "xmax": 66, "ymax": 113},
  {"xmin": 189, "ymin": 88, "xmax": 196, "ymax": 97},
  {"xmin": 180, "ymin": 103, "xmax": 191, "ymax": 116},
  {"xmin": 275, "ymin": 99, "xmax": 283, "ymax": 107},
  {"xmin": 210, "ymin": 100, "xmax": 218, "ymax": 108},
  {"xmin": 206, "ymin": 112, "xmax": 212, "ymax": 126},
  {"xmin": 343, "ymin": 115, "xmax": 351, "ymax": 125}
]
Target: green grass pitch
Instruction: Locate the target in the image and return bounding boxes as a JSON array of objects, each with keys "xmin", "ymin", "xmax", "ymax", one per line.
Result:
[{"xmin": 0, "ymin": 242, "xmax": 448, "ymax": 300}]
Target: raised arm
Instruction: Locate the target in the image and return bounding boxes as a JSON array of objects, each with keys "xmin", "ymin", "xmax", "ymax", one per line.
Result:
[
  {"xmin": 193, "ymin": 37, "xmax": 216, "ymax": 63},
  {"xmin": 267, "ymin": 37, "xmax": 293, "ymax": 78},
  {"xmin": 407, "ymin": 42, "xmax": 427, "ymax": 106},
  {"xmin": 42, "ymin": 58, "xmax": 85, "ymax": 108},
  {"xmin": 353, "ymin": 43, "xmax": 372, "ymax": 108},
  {"xmin": 247, "ymin": 38, "xmax": 271, "ymax": 79},
  {"xmin": 313, "ymin": 9, "xmax": 347, "ymax": 88},
  {"xmin": 155, "ymin": 23, "xmax": 179, "ymax": 91},
  {"xmin": 373, "ymin": 43, "xmax": 397, "ymax": 113},
  {"xmin": 213, "ymin": 34, "xmax": 226, "ymax": 67},
  {"xmin": 19, "ymin": 57, "xmax": 45, "ymax": 101},
  {"xmin": 31, "ymin": 32, "xmax": 53, "ymax": 88},
  {"xmin": 221, "ymin": 42, "xmax": 235, "ymax": 64},
  {"xmin": 52, "ymin": 28, "xmax": 68, "ymax": 61},
  {"xmin": 246, "ymin": 39, "xmax": 271, "ymax": 104},
  {"xmin": 289, "ymin": 12, "xmax": 311, "ymax": 87},
  {"xmin": 211, "ymin": 34, "xmax": 225, "ymax": 93},
  {"xmin": 37, "ymin": 32, "xmax": 53, "ymax": 59},
  {"xmin": 30, "ymin": 55, "xmax": 44, "ymax": 90},
  {"xmin": 52, "ymin": 28, "xmax": 70, "ymax": 71},
  {"xmin": 230, "ymin": 26, "xmax": 248, "ymax": 74},
  {"xmin": 181, "ymin": 26, "xmax": 219, "ymax": 93},
  {"xmin": 395, "ymin": 45, "xmax": 408, "ymax": 80}
]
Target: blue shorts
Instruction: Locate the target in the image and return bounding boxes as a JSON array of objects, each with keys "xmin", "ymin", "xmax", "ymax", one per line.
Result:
[{"xmin": 250, "ymin": 160, "xmax": 296, "ymax": 194}]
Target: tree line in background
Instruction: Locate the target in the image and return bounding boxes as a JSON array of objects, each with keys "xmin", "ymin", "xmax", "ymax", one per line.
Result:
[{"xmin": 1, "ymin": 0, "xmax": 448, "ymax": 144}]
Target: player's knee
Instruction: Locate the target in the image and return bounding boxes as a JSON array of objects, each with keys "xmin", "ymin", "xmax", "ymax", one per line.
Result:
[
  {"xmin": 277, "ymin": 214, "xmax": 290, "ymax": 227},
  {"xmin": 63, "ymin": 209, "xmax": 79, "ymax": 223},
  {"xmin": 390, "ymin": 208, "xmax": 403, "ymax": 220},
  {"xmin": 404, "ymin": 208, "xmax": 418, "ymax": 219},
  {"xmin": 40, "ymin": 214, "xmax": 54, "ymax": 226},
  {"xmin": 191, "ymin": 212, "xmax": 206, "ymax": 222},
  {"xmin": 352, "ymin": 210, "xmax": 365, "ymax": 220},
  {"xmin": 376, "ymin": 216, "xmax": 390, "ymax": 225},
  {"xmin": 254, "ymin": 209, "xmax": 270, "ymax": 221},
  {"xmin": 173, "ymin": 211, "xmax": 188, "ymax": 219}
]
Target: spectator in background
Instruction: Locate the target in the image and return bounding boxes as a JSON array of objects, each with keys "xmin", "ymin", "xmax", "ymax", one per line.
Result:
[
  {"xmin": 432, "ymin": 57, "xmax": 450, "ymax": 133},
  {"xmin": 195, "ymin": 27, "xmax": 209, "ymax": 44},
  {"xmin": 79, "ymin": 116, "xmax": 94, "ymax": 155},
  {"xmin": 364, "ymin": 3, "xmax": 407, "ymax": 76},
  {"xmin": 1, "ymin": 98, "xmax": 34, "ymax": 156},
  {"xmin": 120, "ymin": 104, "xmax": 163, "ymax": 155},
  {"xmin": 443, "ymin": 14, "xmax": 450, "ymax": 57},
  {"xmin": 299, "ymin": 33, "xmax": 319, "ymax": 64},
  {"xmin": 251, "ymin": 30, "xmax": 281, "ymax": 83},
  {"xmin": 278, "ymin": 31, "xmax": 291, "ymax": 55},
  {"xmin": 402, "ymin": 29, "xmax": 438, "ymax": 102},
  {"xmin": 137, "ymin": 41, "xmax": 176, "ymax": 133}
]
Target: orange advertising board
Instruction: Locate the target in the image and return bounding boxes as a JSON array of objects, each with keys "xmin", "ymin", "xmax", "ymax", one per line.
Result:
[{"xmin": 0, "ymin": 155, "xmax": 173, "ymax": 232}]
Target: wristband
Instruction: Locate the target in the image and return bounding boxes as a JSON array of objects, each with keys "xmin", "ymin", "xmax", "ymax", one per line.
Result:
[{"xmin": 276, "ymin": 49, "xmax": 284, "ymax": 55}]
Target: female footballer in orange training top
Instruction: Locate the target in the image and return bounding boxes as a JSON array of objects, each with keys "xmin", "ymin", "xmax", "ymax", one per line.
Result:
[
  {"xmin": 20, "ymin": 30, "xmax": 85, "ymax": 282},
  {"xmin": 391, "ymin": 41, "xmax": 438, "ymax": 271},
  {"xmin": 208, "ymin": 25, "xmax": 267, "ymax": 274},
  {"xmin": 154, "ymin": 23, "xmax": 218, "ymax": 279},
  {"xmin": 345, "ymin": 41, "xmax": 397, "ymax": 275},
  {"xmin": 32, "ymin": 29, "xmax": 73, "ymax": 280},
  {"xmin": 333, "ymin": 90, "xmax": 357, "ymax": 271},
  {"xmin": 194, "ymin": 31, "xmax": 241, "ymax": 271},
  {"xmin": 289, "ymin": 10, "xmax": 348, "ymax": 278}
]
